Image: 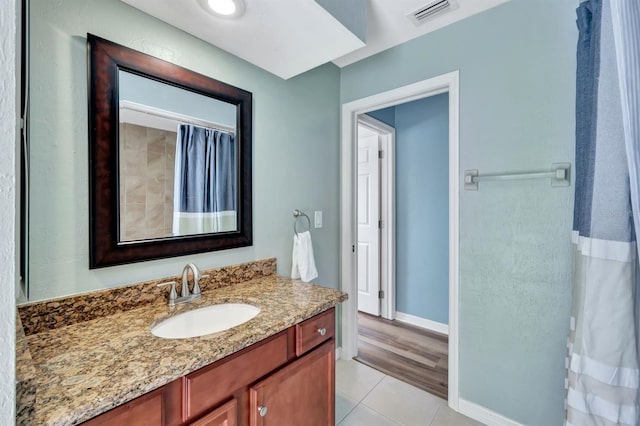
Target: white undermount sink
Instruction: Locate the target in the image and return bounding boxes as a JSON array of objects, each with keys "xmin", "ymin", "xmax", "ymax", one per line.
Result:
[{"xmin": 151, "ymin": 303, "xmax": 260, "ymax": 339}]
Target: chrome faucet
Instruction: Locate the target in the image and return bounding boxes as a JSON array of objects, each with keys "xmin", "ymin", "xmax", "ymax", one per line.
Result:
[
  {"xmin": 180, "ymin": 263, "xmax": 202, "ymax": 300},
  {"xmin": 157, "ymin": 263, "xmax": 209, "ymax": 307}
]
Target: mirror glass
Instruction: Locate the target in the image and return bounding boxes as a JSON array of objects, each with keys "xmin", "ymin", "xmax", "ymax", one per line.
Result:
[
  {"xmin": 88, "ymin": 34, "xmax": 252, "ymax": 268},
  {"xmin": 118, "ymin": 70, "xmax": 239, "ymax": 242}
]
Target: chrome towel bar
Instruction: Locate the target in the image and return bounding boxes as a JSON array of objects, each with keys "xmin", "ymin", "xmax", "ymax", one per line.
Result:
[{"xmin": 464, "ymin": 163, "xmax": 571, "ymax": 191}]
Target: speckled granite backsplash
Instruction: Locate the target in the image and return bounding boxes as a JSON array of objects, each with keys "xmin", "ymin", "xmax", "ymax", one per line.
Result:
[{"xmin": 18, "ymin": 258, "xmax": 277, "ymax": 335}]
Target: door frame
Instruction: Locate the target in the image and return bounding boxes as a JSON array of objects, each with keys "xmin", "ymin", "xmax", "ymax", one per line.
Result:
[
  {"xmin": 340, "ymin": 71, "xmax": 460, "ymax": 409},
  {"xmin": 356, "ymin": 115, "xmax": 396, "ymax": 320}
]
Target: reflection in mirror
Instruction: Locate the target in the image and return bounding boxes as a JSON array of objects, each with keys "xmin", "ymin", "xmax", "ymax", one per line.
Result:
[
  {"xmin": 117, "ymin": 70, "xmax": 239, "ymax": 242},
  {"xmin": 88, "ymin": 34, "xmax": 252, "ymax": 268}
]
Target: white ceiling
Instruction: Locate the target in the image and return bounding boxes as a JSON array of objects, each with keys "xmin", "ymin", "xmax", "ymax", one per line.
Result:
[
  {"xmin": 333, "ymin": 0, "xmax": 509, "ymax": 67},
  {"xmin": 121, "ymin": 0, "xmax": 509, "ymax": 80}
]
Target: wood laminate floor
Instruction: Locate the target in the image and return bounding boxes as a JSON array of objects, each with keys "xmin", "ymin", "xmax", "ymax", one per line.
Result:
[{"xmin": 355, "ymin": 312, "xmax": 449, "ymax": 400}]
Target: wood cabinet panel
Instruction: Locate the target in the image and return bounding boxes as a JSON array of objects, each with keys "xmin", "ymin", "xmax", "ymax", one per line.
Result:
[
  {"xmin": 295, "ymin": 308, "xmax": 335, "ymax": 356},
  {"xmin": 185, "ymin": 331, "xmax": 289, "ymax": 421},
  {"xmin": 165, "ymin": 378, "xmax": 184, "ymax": 426},
  {"xmin": 249, "ymin": 340, "xmax": 335, "ymax": 426},
  {"xmin": 82, "ymin": 386, "xmax": 165, "ymax": 426},
  {"xmin": 189, "ymin": 399, "xmax": 237, "ymax": 426},
  {"xmin": 82, "ymin": 378, "xmax": 183, "ymax": 426}
]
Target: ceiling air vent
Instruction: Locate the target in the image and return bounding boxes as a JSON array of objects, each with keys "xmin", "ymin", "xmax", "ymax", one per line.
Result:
[{"xmin": 407, "ymin": 0, "xmax": 459, "ymax": 26}]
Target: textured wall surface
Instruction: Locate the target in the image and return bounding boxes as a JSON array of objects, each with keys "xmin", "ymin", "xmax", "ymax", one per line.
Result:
[
  {"xmin": 395, "ymin": 94, "xmax": 449, "ymax": 324},
  {"xmin": 28, "ymin": 0, "xmax": 341, "ymax": 301},
  {"xmin": 0, "ymin": 0, "xmax": 18, "ymax": 420},
  {"xmin": 341, "ymin": 0, "xmax": 576, "ymax": 424}
]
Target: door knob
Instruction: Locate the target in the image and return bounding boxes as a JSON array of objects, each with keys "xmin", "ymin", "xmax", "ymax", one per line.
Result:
[{"xmin": 258, "ymin": 406, "xmax": 268, "ymax": 417}]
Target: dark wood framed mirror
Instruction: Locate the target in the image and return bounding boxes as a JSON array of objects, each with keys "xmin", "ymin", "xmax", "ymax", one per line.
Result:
[{"xmin": 88, "ymin": 34, "xmax": 252, "ymax": 268}]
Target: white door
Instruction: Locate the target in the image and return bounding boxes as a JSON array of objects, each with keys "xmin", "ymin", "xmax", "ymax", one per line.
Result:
[{"xmin": 357, "ymin": 125, "xmax": 380, "ymax": 316}]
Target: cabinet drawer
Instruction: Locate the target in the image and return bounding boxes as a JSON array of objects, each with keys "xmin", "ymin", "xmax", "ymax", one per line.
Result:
[
  {"xmin": 295, "ymin": 308, "xmax": 335, "ymax": 356},
  {"xmin": 185, "ymin": 332, "xmax": 288, "ymax": 421}
]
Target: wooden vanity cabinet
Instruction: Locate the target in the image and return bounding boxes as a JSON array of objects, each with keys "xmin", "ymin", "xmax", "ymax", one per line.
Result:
[{"xmin": 82, "ymin": 308, "xmax": 336, "ymax": 426}]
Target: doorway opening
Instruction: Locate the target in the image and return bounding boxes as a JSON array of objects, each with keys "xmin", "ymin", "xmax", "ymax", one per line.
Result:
[
  {"xmin": 354, "ymin": 93, "xmax": 450, "ymax": 399},
  {"xmin": 340, "ymin": 71, "xmax": 460, "ymax": 408}
]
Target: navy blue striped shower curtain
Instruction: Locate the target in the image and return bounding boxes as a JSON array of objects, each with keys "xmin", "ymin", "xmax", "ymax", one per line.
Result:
[
  {"xmin": 566, "ymin": 1, "xmax": 640, "ymax": 425},
  {"xmin": 172, "ymin": 124, "xmax": 237, "ymax": 235}
]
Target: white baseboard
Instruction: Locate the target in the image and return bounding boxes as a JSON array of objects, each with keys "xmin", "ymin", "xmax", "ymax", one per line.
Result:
[
  {"xmin": 457, "ymin": 398, "xmax": 524, "ymax": 426},
  {"xmin": 395, "ymin": 311, "xmax": 449, "ymax": 335},
  {"xmin": 335, "ymin": 346, "xmax": 342, "ymax": 360}
]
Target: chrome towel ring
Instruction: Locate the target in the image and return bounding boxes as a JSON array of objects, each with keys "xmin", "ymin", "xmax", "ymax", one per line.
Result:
[{"xmin": 293, "ymin": 209, "xmax": 311, "ymax": 236}]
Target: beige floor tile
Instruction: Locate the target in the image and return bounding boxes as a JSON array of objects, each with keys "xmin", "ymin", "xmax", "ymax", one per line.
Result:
[
  {"xmin": 335, "ymin": 393, "xmax": 358, "ymax": 424},
  {"xmin": 430, "ymin": 406, "xmax": 485, "ymax": 426},
  {"xmin": 338, "ymin": 404, "xmax": 401, "ymax": 426},
  {"xmin": 362, "ymin": 375, "xmax": 443, "ymax": 426},
  {"xmin": 336, "ymin": 360, "xmax": 385, "ymax": 403}
]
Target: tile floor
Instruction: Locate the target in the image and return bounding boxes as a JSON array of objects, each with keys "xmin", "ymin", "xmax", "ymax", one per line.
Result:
[{"xmin": 335, "ymin": 360, "xmax": 484, "ymax": 426}]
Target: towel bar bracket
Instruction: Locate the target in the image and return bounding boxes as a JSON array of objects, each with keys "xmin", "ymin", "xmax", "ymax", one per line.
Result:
[{"xmin": 464, "ymin": 163, "xmax": 571, "ymax": 191}]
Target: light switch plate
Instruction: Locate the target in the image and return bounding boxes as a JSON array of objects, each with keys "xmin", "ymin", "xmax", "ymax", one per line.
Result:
[{"xmin": 314, "ymin": 211, "xmax": 323, "ymax": 228}]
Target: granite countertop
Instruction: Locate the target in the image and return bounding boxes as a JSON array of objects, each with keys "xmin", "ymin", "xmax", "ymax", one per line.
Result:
[{"xmin": 17, "ymin": 275, "xmax": 347, "ymax": 425}]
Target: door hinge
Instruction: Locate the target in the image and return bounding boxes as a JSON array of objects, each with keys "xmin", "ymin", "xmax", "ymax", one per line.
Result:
[
  {"xmin": 378, "ymin": 220, "xmax": 383, "ymax": 229},
  {"xmin": 378, "ymin": 290, "xmax": 384, "ymax": 299},
  {"xmin": 352, "ymin": 245, "xmax": 355, "ymax": 253},
  {"xmin": 378, "ymin": 150, "xmax": 384, "ymax": 159}
]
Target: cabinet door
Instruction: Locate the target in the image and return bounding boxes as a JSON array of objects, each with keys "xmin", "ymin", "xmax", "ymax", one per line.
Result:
[
  {"xmin": 82, "ymin": 387, "xmax": 164, "ymax": 426},
  {"xmin": 82, "ymin": 379, "xmax": 182, "ymax": 426},
  {"xmin": 190, "ymin": 399, "xmax": 237, "ymax": 426},
  {"xmin": 185, "ymin": 331, "xmax": 289, "ymax": 421},
  {"xmin": 249, "ymin": 340, "xmax": 334, "ymax": 426}
]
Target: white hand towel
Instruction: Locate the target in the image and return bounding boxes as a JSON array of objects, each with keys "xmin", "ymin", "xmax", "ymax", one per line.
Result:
[{"xmin": 291, "ymin": 230, "xmax": 318, "ymax": 282}]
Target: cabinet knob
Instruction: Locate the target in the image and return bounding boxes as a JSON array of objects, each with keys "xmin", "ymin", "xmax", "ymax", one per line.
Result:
[
  {"xmin": 317, "ymin": 327, "xmax": 327, "ymax": 336},
  {"xmin": 258, "ymin": 406, "xmax": 268, "ymax": 417}
]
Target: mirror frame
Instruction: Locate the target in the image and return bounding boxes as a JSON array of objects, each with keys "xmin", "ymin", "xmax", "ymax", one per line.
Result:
[{"xmin": 88, "ymin": 34, "xmax": 252, "ymax": 268}]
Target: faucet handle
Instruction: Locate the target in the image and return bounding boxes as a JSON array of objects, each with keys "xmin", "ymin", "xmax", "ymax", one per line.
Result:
[
  {"xmin": 192, "ymin": 274, "xmax": 209, "ymax": 296},
  {"xmin": 157, "ymin": 281, "xmax": 177, "ymax": 306}
]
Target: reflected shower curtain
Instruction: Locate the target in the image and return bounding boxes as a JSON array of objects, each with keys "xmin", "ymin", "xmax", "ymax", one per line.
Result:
[
  {"xmin": 567, "ymin": 1, "xmax": 640, "ymax": 425},
  {"xmin": 173, "ymin": 124, "xmax": 237, "ymax": 235}
]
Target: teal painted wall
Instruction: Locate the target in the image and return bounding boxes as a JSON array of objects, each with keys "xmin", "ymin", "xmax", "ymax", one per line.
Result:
[
  {"xmin": 341, "ymin": 0, "xmax": 576, "ymax": 424},
  {"xmin": 28, "ymin": 0, "xmax": 341, "ymax": 301},
  {"xmin": 365, "ymin": 107, "xmax": 395, "ymax": 127},
  {"xmin": 395, "ymin": 94, "xmax": 449, "ymax": 324}
]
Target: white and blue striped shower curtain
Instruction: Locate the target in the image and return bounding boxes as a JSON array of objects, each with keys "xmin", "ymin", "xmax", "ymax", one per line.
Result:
[
  {"xmin": 567, "ymin": 1, "xmax": 640, "ymax": 425},
  {"xmin": 172, "ymin": 124, "xmax": 237, "ymax": 236}
]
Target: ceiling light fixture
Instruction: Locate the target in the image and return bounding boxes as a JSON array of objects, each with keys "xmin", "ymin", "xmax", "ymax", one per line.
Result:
[{"xmin": 200, "ymin": 0, "xmax": 246, "ymax": 18}]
